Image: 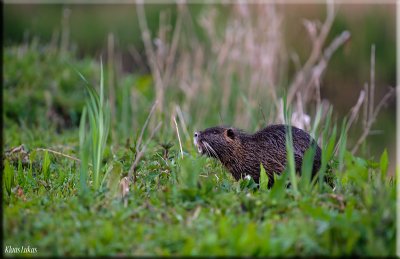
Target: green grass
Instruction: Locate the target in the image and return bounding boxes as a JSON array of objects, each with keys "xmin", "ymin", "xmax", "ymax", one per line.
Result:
[
  {"xmin": 3, "ymin": 42, "xmax": 396, "ymax": 256},
  {"xmin": 78, "ymin": 60, "xmax": 111, "ymax": 192},
  {"xmin": 3, "ymin": 144, "xmax": 395, "ymax": 256}
]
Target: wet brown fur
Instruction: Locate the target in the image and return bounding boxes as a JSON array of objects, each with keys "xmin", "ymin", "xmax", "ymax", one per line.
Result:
[{"xmin": 194, "ymin": 124, "xmax": 322, "ymax": 187}]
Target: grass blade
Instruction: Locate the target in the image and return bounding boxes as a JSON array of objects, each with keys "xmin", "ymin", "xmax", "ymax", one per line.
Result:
[
  {"xmin": 283, "ymin": 96, "xmax": 298, "ymax": 195},
  {"xmin": 300, "ymin": 144, "xmax": 317, "ymax": 191},
  {"xmin": 4, "ymin": 160, "xmax": 14, "ymax": 197},
  {"xmin": 259, "ymin": 163, "xmax": 269, "ymax": 191},
  {"xmin": 79, "ymin": 106, "xmax": 88, "ymax": 194},
  {"xmin": 42, "ymin": 150, "xmax": 51, "ymax": 181}
]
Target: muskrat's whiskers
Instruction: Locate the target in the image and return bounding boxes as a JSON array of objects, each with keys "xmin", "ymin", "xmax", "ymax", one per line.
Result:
[
  {"xmin": 202, "ymin": 141, "xmax": 212, "ymax": 157},
  {"xmin": 204, "ymin": 142, "xmax": 220, "ymax": 160},
  {"xmin": 208, "ymin": 145, "xmax": 219, "ymax": 159},
  {"xmin": 200, "ymin": 141, "xmax": 210, "ymax": 156}
]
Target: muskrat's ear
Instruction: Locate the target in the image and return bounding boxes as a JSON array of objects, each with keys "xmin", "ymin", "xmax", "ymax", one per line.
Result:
[{"xmin": 226, "ymin": 128, "xmax": 235, "ymax": 140}]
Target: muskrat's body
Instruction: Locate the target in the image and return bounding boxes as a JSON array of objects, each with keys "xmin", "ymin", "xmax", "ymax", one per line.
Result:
[{"xmin": 194, "ymin": 124, "xmax": 321, "ymax": 187}]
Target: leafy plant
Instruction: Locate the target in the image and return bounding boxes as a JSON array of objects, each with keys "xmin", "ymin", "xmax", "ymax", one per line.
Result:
[
  {"xmin": 4, "ymin": 159, "xmax": 14, "ymax": 197},
  {"xmin": 78, "ymin": 60, "xmax": 111, "ymax": 191}
]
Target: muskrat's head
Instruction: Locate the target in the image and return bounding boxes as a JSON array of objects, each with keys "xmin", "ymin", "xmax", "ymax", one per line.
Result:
[{"xmin": 193, "ymin": 126, "xmax": 241, "ymax": 161}]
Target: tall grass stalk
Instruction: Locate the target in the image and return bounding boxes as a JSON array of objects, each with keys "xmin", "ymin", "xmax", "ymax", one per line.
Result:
[
  {"xmin": 42, "ymin": 150, "xmax": 51, "ymax": 181},
  {"xmin": 4, "ymin": 160, "xmax": 14, "ymax": 197},
  {"xmin": 337, "ymin": 118, "xmax": 348, "ymax": 172},
  {"xmin": 310, "ymin": 106, "xmax": 323, "ymax": 140},
  {"xmin": 299, "ymin": 144, "xmax": 317, "ymax": 192},
  {"xmin": 311, "ymin": 107, "xmax": 337, "ymax": 191},
  {"xmin": 78, "ymin": 60, "xmax": 111, "ymax": 191},
  {"xmin": 333, "ymin": 118, "xmax": 348, "ymax": 191},
  {"xmin": 79, "ymin": 107, "xmax": 89, "ymax": 194},
  {"xmin": 283, "ymin": 97, "xmax": 298, "ymax": 195}
]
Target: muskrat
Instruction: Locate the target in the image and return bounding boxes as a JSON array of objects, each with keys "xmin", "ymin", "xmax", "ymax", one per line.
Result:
[{"xmin": 194, "ymin": 124, "xmax": 321, "ymax": 187}]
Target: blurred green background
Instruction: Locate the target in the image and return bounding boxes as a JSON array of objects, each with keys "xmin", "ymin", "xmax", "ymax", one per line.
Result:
[{"xmin": 4, "ymin": 3, "xmax": 396, "ymax": 172}]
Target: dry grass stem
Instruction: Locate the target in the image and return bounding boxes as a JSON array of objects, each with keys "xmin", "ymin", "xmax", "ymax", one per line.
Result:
[
  {"xmin": 287, "ymin": 1, "xmax": 335, "ymax": 105},
  {"xmin": 107, "ymin": 33, "xmax": 116, "ymax": 142},
  {"xmin": 36, "ymin": 148, "xmax": 84, "ymax": 164},
  {"xmin": 173, "ymin": 116, "xmax": 184, "ymax": 159},
  {"xmin": 128, "ymin": 122, "xmax": 162, "ymax": 184},
  {"xmin": 127, "ymin": 101, "xmax": 159, "ymax": 182},
  {"xmin": 333, "ymin": 90, "xmax": 366, "ymax": 154},
  {"xmin": 136, "ymin": 101, "xmax": 158, "ymax": 152},
  {"xmin": 176, "ymin": 105, "xmax": 190, "ymax": 140},
  {"xmin": 352, "ymin": 87, "xmax": 395, "ymax": 154},
  {"xmin": 349, "ymin": 43, "xmax": 392, "ymax": 154},
  {"xmin": 363, "ymin": 82, "xmax": 369, "ymax": 128},
  {"xmin": 119, "ymin": 176, "xmax": 130, "ymax": 207},
  {"xmin": 136, "ymin": 2, "xmax": 165, "ymax": 112},
  {"xmin": 369, "ymin": 44, "xmax": 375, "ymax": 121},
  {"xmin": 346, "ymin": 90, "xmax": 366, "ymax": 133},
  {"xmin": 161, "ymin": 9, "xmax": 182, "ymax": 90}
]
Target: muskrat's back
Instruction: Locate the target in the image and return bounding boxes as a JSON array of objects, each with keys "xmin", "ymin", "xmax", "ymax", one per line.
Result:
[
  {"xmin": 251, "ymin": 125, "xmax": 321, "ymax": 180},
  {"xmin": 252, "ymin": 125, "xmax": 320, "ymax": 156}
]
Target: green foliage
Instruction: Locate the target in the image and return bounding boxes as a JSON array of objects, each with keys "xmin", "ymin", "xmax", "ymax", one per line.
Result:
[
  {"xmin": 179, "ymin": 156, "xmax": 203, "ymax": 189},
  {"xmin": 78, "ymin": 61, "xmax": 111, "ymax": 191},
  {"xmin": 3, "ymin": 43, "xmax": 98, "ymax": 131},
  {"xmin": 4, "ymin": 160, "xmax": 14, "ymax": 197},
  {"xmin": 269, "ymin": 173, "xmax": 289, "ymax": 201},
  {"xmin": 4, "ymin": 131, "xmax": 396, "ymax": 257}
]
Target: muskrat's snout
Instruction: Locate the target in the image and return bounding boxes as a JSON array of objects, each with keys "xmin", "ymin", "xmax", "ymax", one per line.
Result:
[{"xmin": 193, "ymin": 131, "xmax": 203, "ymax": 154}]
